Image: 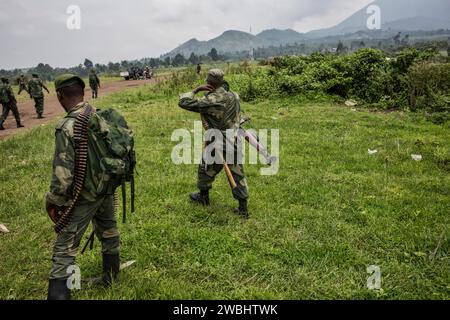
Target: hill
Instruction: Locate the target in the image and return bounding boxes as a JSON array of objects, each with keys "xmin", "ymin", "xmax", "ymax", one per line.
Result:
[{"xmin": 164, "ymin": 0, "xmax": 450, "ymax": 58}]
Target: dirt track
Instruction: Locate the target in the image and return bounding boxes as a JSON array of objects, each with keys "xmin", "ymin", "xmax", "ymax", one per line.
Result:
[{"xmin": 0, "ymin": 78, "xmax": 159, "ymax": 140}]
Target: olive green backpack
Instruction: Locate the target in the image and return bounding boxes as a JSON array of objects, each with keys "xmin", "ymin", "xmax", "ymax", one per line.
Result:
[{"xmin": 85, "ymin": 108, "xmax": 137, "ymax": 223}]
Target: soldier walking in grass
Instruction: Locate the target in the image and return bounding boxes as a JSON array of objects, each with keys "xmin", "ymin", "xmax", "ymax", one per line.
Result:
[
  {"xmin": 46, "ymin": 74, "xmax": 135, "ymax": 300},
  {"xmin": 0, "ymin": 77, "xmax": 24, "ymax": 130},
  {"xmin": 28, "ymin": 73, "xmax": 50, "ymax": 118},
  {"xmin": 89, "ymin": 69, "xmax": 101, "ymax": 99},
  {"xmin": 17, "ymin": 74, "xmax": 29, "ymax": 95},
  {"xmin": 178, "ymin": 69, "xmax": 250, "ymax": 218}
]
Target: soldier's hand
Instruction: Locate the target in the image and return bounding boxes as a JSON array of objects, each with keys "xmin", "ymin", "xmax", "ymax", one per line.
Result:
[
  {"xmin": 193, "ymin": 85, "xmax": 214, "ymax": 94},
  {"xmin": 46, "ymin": 201, "xmax": 62, "ymax": 224}
]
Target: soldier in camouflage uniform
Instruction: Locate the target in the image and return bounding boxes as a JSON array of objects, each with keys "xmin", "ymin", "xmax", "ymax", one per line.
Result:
[
  {"xmin": 89, "ymin": 69, "xmax": 101, "ymax": 99},
  {"xmin": 46, "ymin": 74, "xmax": 120, "ymax": 300},
  {"xmin": 0, "ymin": 77, "xmax": 24, "ymax": 130},
  {"xmin": 28, "ymin": 73, "xmax": 50, "ymax": 119},
  {"xmin": 179, "ymin": 69, "xmax": 250, "ymax": 218},
  {"xmin": 17, "ymin": 74, "xmax": 28, "ymax": 95}
]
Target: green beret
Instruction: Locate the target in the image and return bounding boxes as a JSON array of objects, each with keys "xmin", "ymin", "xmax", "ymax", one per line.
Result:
[
  {"xmin": 54, "ymin": 74, "xmax": 85, "ymax": 91},
  {"xmin": 32, "ymin": 73, "xmax": 39, "ymax": 77},
  {"xmin": 1, "ymin": 77, "xmax": 8, "ymax": 82},
  {"xmin": 206, "ymin": 69, "xmax": 225, "ymax": 85}
]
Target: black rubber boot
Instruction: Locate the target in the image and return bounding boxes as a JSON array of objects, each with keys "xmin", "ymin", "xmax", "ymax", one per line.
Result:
[
  {"xmin": 102, "ymin": 254, "xmax": 120, "ymax": 286},
  {"xmin": 37, "ymin": 113, "xmax": 43, "ymax": 119},
  {"xmin": 190, "ymin": 190, "xmax": 210, "ymax": 206},
  {"xmin": 47, "ymin": 279, "xmax": 71, "ymax": 300},
  {"xmin": 16, "ymin": 121, "xmax": 24, "ymax": 128},
  {"xmin": 0, "ymin": 124, "xmax": 4, "ymax": 130},
  {"xmin": 235, "ymin": 199, "xmax": 249, "ymax": 219}
]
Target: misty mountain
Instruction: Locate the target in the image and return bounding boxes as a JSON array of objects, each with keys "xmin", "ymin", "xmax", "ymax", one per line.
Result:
[
  {"xmin": 308, "ymin": 0, "xmax": 450, "ymax": 37},
  {"xmin": 165, "ymin": 0, "xmax": 450, "ymax": 58}
]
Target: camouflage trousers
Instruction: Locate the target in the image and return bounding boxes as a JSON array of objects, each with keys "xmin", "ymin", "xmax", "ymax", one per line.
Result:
[
  {"xmin": 49, "ymin": 195, "xmax": 120, "ymax": 280},
  {"xmin": 18, "ymin": 84, "xmax": 28, "ymax": 95},
  {"xmin": 197, "ymin": 148, "xmax": 249, "ymax": 201},
  {"xmin": 32, "ymin": 97, "xmax": 44, "ymax": 116},
  {"xmin": 0, "ymin": 102, "xmax": 21, "ymax": 126},
  {"xmin": 90, "ymin": 84, "xmax": 98, "ymax": 99}
]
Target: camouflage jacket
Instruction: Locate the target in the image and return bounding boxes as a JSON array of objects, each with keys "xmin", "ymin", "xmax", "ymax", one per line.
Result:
[
  {"xmin": 0, "ymin": 83, "xmax": 15, "ymax": 104},
  {"xmin": 178, "ymin": 87, "xmax": 241, "ymax": 131},
  {"xmin": 46, "ymin": 102, "xmax": 96, "ymax": 207},
  {"xmin": 89, "ymin": 74, "xmax": 100, "ymax": 86},
  {"xmin": 28, "ymin": 78, "xmax": 48, "ymax": 98}
]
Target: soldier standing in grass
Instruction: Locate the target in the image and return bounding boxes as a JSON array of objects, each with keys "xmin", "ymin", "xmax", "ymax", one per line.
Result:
[
  {"xmin": 46, "ymin": 74, "xmax": 121, "ymax": 300},
  {"xmin": 17, "ymin": 74, "xmax": 28, "ymax": 95},
  {"xmin": 28, "ymin": 73, "xmax": 50, "ymax": 119},
  {"xmin": 89, "ymin": 69, "xmax": 101, "ymax": 99},
  {"xmin": 0, "ymin": 77, "xmax": 24, "ymax": 130},
  {"xmin": 178, "ymin": 69, "xmax": 250, "ymax": 218}
]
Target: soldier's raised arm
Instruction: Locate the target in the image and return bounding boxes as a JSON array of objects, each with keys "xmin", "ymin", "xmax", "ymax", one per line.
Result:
[
  {"xmin": 178, "ymin": 85, "xmax": 220, "ymax": 113},
  {"xmin": 45, "ymin": 124, "xmax": 75, "ymax": 208}
]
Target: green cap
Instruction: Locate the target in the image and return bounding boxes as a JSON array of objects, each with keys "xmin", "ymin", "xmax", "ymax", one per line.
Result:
[
  {"xmin": 206, "ymin": 69, "xmax": 224, "ymax": 85},
  {"xmin": 54, "ymin": 74, "xmax": 85, "ymax": 91}
]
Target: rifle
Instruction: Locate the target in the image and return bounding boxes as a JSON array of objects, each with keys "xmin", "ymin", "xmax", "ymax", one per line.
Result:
[
  {"xmin": 201, "ymin": 115, "xmax": 237, "ymax": 189},
  {"xmin": 239, "ymin": 116, "xmax": 277, "ymax": 165}
]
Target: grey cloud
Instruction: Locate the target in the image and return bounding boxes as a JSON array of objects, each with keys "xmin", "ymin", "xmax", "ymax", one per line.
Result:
[{"xmin": 0, "ymin": 0, "xmax": 371, "ymax": 69}]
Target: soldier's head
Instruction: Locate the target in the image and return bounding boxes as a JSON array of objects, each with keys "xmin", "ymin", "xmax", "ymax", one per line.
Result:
[
  {"xmin": 90, "ymin": 69, "xmax": 96, "ymax": 73},
  {"xmin": 54, "ymin": 74, "xmax": 86, "ymax": 112},
  {"xmin": 206, "ymin": 69, "xmax": 225, "ymax": 89},
  {"xmin": 32, "ymin": 73, "xmax": 39, "ymax": 78},
  {"xmin": 1, "ymin": 77, "xmax": 8, "ymax": 84}
]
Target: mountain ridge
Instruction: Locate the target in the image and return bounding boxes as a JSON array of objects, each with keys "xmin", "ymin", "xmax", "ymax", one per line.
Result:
[{"xmin": 163, "ymin": 0, "xmax": 450, "ymax": 58}]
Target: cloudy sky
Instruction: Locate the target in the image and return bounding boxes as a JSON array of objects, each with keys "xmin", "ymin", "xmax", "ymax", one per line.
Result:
[{"xmin": 0, "ymin": 0, "xmax": 373, "ymax": 69}]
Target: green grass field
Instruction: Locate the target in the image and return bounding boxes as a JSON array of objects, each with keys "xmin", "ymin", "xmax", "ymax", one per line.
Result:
[{"xmin": 0, "ymin": 79, "xmax": 449, "ymax": 300}]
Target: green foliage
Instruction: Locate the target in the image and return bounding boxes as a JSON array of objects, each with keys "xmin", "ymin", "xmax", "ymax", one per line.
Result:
[{"xmin": 227, "ymin": 48, "xmax": 449, "ymax": 123}]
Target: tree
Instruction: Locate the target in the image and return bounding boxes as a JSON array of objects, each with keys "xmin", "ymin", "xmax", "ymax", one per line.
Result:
[
  {"xmin": 83, "ymin": 58, "xmax": 94, "ymax": 69},
  {"xmin": 189, "ymin": 52, "xmax": 199, "ymax": 65},
  {"xmin": 173, "ymin": 54, "xmax": 186, "ymax": 66},
  {"xmin": 208, "ymin": 48, "xmax": 219, "ymax": 61},
  {"xmin": 336, "ymin": 41, "xmax": 346, "ymax": 55}
]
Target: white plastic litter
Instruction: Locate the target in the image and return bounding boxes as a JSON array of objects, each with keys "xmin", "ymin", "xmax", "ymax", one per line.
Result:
[
  {"xmin": 120, "ymin": 260, "xmax": 136, "ymax": 270},
  {"xmin": 345, "ymin": 100, "xmax": 357, "ymax": 107},
  {"xmin": 0, "ymin": 224, "xmax": 10, "ymax": 233},
  {"xmin": 411, "ymin": 154, "xmax": 423, "ymax": 162},
  {"xmin": 368, "ymin": 149, "xmax": 378, "ymax": 155}
]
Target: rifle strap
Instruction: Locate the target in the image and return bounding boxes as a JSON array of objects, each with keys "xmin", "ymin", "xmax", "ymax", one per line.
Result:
[
  {"xmin": 122, "ymin": 178, "xmax": 127, "ymax": 224},
  {"xmin": 55, "ymin": 104, "xmax": 94, "ymax": 234}
]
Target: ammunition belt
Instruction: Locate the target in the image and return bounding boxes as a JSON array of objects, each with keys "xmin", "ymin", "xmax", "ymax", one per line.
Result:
[{"xmin": 55, "ymin": 104, "xmax": 94, "ymax": 234}]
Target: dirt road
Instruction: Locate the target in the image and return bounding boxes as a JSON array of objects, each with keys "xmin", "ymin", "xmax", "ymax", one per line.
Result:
[{"xmin": 0, "ymin": 78, "xmax": 159, "ymax": 140}]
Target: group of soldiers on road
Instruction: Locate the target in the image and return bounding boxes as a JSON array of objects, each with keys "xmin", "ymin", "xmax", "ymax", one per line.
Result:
[{"xmin": 0, "ymin": 69, "xmax": 101, "ymax": 131}]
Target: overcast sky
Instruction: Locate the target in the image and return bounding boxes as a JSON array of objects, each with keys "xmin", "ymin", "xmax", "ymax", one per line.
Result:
[{"xmin": 0, "ymin": 0, "xmax": 373, "ymax": 69}]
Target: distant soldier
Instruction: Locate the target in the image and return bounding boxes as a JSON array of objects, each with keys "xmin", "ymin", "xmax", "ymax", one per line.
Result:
[
  {"xmin": 89, "ymin": 69, "xmax": 101, "ymax": 99},
  {"xmin": 46, "ymin": 74, "xmax": 122, "ymax": 300},
  {"xmin": 28, "ymin": 73, "xmax": 50, "ymax": 119},
  {"xmin": 17, "ymin": 74, "xmax": 28, "ymax": 95},
  {"xmin": 196, "ymin": 63, "xmax": 202, "ymax": 75},
  {"xmin": 179, "ymin": 69, "xmax": 250, "ymax": 218},
  {"xmin": 0, "ymin": 77, "xmax": 24, "ymax": 130}
]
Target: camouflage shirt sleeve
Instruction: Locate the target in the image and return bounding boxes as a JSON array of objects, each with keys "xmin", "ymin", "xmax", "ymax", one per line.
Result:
[
  {"xmin": 45, "ymin": 120, "xmax": 75, "ymax": 207},
  {"xmin": 178, "ymin": 91, "xmax": 223, "ymax": 114},
  {"xmin": 40, "ymin": 80, "xmax": 49, "ymax": 92}
]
